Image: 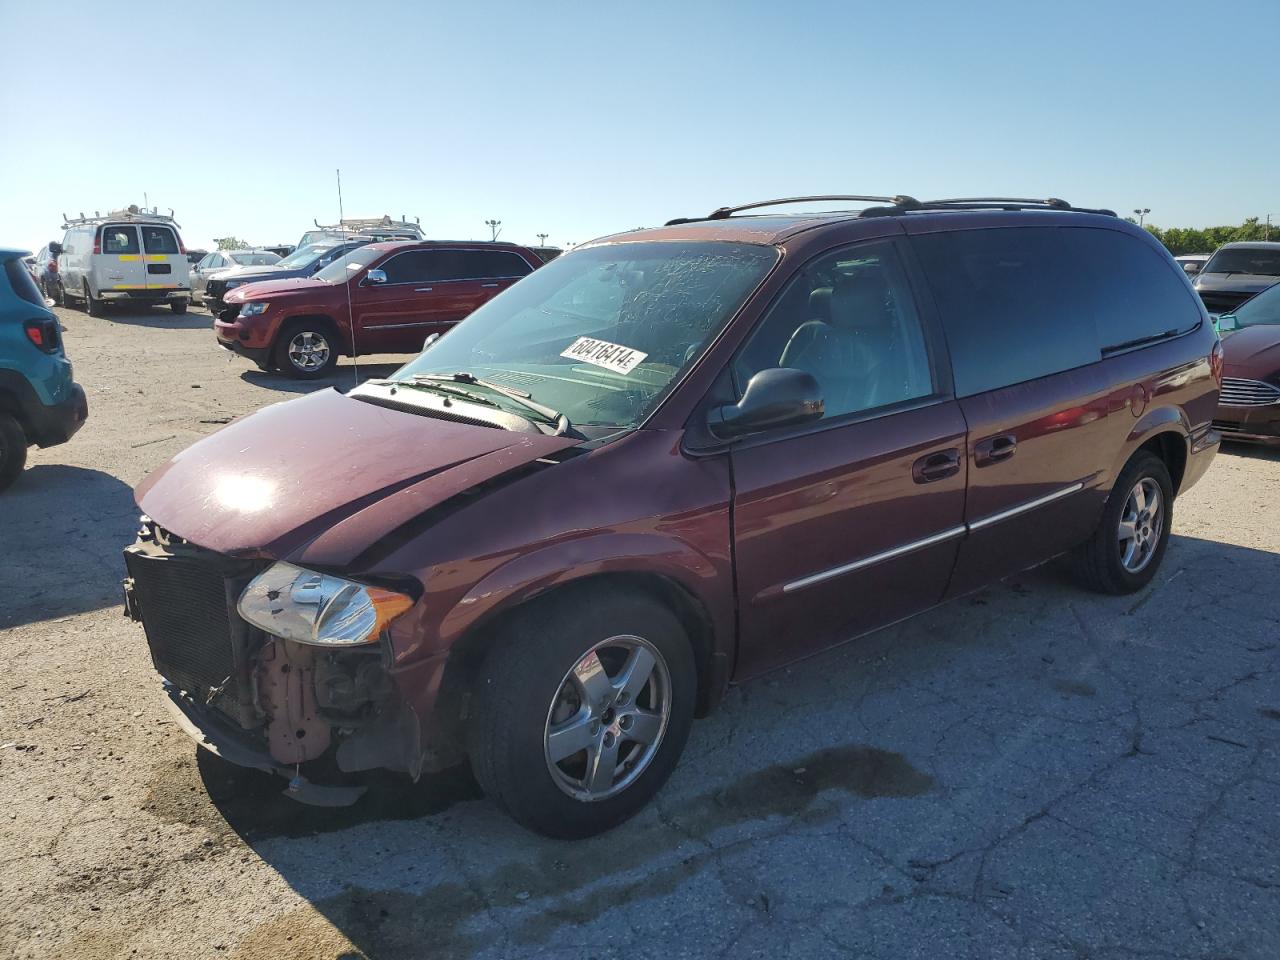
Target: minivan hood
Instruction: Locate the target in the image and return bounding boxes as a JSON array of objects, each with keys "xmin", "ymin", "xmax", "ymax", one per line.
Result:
[
  {"xmin": 135, "ymin": 388, "xmax": 577, "ymax": 563},
  {"xmin": 1221, "ymin": 324, "xmax": 1280, "ymax": 378}
]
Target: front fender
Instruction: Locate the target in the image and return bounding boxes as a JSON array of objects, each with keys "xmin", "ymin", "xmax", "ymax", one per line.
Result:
[{"xmin": 437, "ymin": 531, "xmax": 732, "ymax": 659}]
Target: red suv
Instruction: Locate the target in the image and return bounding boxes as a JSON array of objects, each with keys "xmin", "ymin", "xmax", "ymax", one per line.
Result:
[
  {"xmin": 214, "ymin": 241, "xmax": 541, "ymax": 378},
  {"xmin": 125, "ymin": 196, "xmax": 1220, "ymax": 837}
]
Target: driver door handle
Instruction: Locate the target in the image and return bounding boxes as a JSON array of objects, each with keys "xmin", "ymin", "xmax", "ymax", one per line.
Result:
[
  {"xmin": 913, "ymin": 448, "xmax": 961, "ymax": 484},
  {"xmin": 974, "ymin": 434, "xmax": 1018, "ymax": 467}
]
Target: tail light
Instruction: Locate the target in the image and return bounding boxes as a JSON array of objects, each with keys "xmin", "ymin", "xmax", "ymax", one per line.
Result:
[
  {"xmin": 48, "ymin": 260, "xmax": 58, "ymax": 273},
  {"xmin": 24, "ymin": 318, "xmax": 61, "ymax": 353},
  {"xmin": 1210, "ymin": 339, "xmax": 1224, "ymax": 388},
  {"xmin": 92, "ymin": 227, "xmax": 102, "ymax": 256},
  {"xmin": 177, "ymin": 235, "xmax": 186, "ymax": 255}
]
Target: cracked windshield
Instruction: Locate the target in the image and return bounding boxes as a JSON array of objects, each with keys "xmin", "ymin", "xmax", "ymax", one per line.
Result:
[{"xmin": 389, "ymin": 241, "xmax": 777, "ymax": 436}]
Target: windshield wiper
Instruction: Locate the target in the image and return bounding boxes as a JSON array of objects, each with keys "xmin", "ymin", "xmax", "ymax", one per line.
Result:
[
  {"xmin": 1102, "ymin": 328, "xmax": 1180, "ymax": 355},
  {"xmin": 410, "ymin": 372, "xmax": 585, "ymax": 439},
  {"xmin": 374, "ymin": 378, "xmax": 500, "ymax": 408}
]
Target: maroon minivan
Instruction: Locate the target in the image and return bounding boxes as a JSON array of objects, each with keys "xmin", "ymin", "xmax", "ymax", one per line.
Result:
[{"xmin": 124, "ymin": 196, "xmax": 1221, "ymax": 837}]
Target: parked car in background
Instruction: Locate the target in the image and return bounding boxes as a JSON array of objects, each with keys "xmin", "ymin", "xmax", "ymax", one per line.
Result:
[
  {"xmin": 190, "ymin": 249, "xmax": 282, "ymax": 304},
  {"xmin": 297, "ymin": 216, "xmax": 423, "ymax": 249},
  {"xmin": 26, "ymin": 244, "xmax": 61, "ymax": 301},
  {"xmin": 0, "ymin": 248, "xmax": 88, "ymax": 490},
  {"xmin": 128, "ymin": 195, "xmax": 1219, "ymax": 836},
  {"xmin": 1174, "ymin": 253, "xmax": 1211, "ymax": 278},
  {"xmin": 262, "ymin": 245, "xmax": 295, "ymax": 258},
  {"xmin": 57, "ymin": 208, "xmax": 191, "ymax": 315},
  {"xmin": 186, "ymin": 249, "xmax": 209, "ymax": 266},
  {"xmin": 215, "ymin": 240, "xmax": 540, "ymax": 377},
  {"xmin": 1192, "ymin": 241, "xmax": 1280, "ymax": 315},
  {"xmin": 1212, "ymin": 280, "xmax": 1280, "ymax": 444},
  {"xmin": 202, "ymin": 240, "xmax": 371, "ymax": 316}
]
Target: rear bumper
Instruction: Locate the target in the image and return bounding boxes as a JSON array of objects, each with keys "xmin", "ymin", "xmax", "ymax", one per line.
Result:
[
  {"xmin": 25, "ymin": 382, "xmax": 88, "ymax": 447},
  {"xmin": 101, "ymin": 288, "xmax": 189, "ymax": 302}
]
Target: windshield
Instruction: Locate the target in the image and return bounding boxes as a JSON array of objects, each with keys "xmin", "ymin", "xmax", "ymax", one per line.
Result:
[
  {"xmin": 230, "ymin": 252, "xmax": 281, "ymax": 266},
  {"xmin": 314, "ymin": 245, "xmax": 383, "ymax": 282},
  {"xmin": 1231, "ymin": 281, "xmax": 1280, "ymax": 328},
  {"xmin": 390, "ymin": 240, "xmax": 778, "ymax": 434},
  {"xmin": 1203, "ymin": 248, "xmax": 1280, "ymax": 277},
  {"xmin": 276, "ymin": 243, "xmax": 335, "ymax": 269}
]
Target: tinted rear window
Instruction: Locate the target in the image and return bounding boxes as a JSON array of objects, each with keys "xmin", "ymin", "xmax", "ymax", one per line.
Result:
[
  {"xmin": 5, "ymin": 259, "xmax": 47, "ymax": 306},
  {"xmin": 913, "ymin": 227, "xmax": 1200, "ymax": 397},
  {"xmin": 457, "ymin": 249, "xmax": 533, "ymax": 279},
  {"xmin": 141, "ymin": 226, "xmax": 180, "ymax": 254},
  {"xmin": 102, "ymin": 226, "xmax": 140, "ymax": 254}
]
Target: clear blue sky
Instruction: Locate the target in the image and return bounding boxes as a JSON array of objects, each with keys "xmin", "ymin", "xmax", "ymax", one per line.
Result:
[{"xmin": 2, "ymin": 0, "xmax": 1277, "ymax": 252}]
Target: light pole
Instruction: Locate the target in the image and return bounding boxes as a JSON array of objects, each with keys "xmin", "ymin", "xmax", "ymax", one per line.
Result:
[
  {"xmin": 536, "ymin": 233, "xmax": 548, "ymax": 247},
  {"xmin": 1133, "ymin": 207, "xmax": 1151, "ymax": 226},
  {"xmin": 485, "ymin": 219, "xmax": 502, "ymax": 242}
]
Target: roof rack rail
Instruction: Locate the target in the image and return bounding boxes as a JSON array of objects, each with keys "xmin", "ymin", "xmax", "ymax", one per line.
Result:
[
  {"xmin": 665, "ymin": 195, "xmax": 919, "ymax": 226},
  {"xmin": 61, "ymin": 205, "xmax": 181, "ymax": 229},
  {"xmin": 859, "ymin": 197, "xmax": 1117, "ymax": 217}
]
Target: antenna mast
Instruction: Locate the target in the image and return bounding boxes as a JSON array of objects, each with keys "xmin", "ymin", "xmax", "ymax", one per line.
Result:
[{"xmin": 338, "ymin": 168, "xmax": 359, "ymax": 387}]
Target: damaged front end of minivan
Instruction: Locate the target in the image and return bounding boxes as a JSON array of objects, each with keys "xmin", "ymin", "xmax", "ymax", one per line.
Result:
[{"xmin": 123, "ymin": 517, "xmax": 430, "ymax": 805}]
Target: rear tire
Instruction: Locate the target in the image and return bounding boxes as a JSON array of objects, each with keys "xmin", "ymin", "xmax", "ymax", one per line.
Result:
[
  {"xmin": 0, "ymin": 413, "xmax": 28, "ymax": 492},
  {"xmin": 467, "ymin": 587, "xmax": 697, "ymax": 838},
  {"xmin": 273, "ymin": 319, "xmax": 339, "ymax": 379},
  {"xmin": 83, "ymin": 281, "xmax": 103, "ymax": 317},
  {"xmin": 1072, "ymin": 451, "xmax": 1173, "ymax": 595},
  {"xmin": 170, "ymin": 300, "xmax": 188, "ymax": 315}
]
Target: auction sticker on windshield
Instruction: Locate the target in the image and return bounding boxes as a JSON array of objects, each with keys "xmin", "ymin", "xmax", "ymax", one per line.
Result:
[{"xmin": 560, "ymin": 337, "xmax": 648, "ymax": 375}]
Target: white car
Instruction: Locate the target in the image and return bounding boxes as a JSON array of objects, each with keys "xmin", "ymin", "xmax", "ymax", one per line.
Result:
[
  {"xmin": 189, "ymin": 249, "xmax": 281, "ymax": 303},
  {"xmin": 57, "ymin": 207, "xmax": 192, "ymax": 315}
]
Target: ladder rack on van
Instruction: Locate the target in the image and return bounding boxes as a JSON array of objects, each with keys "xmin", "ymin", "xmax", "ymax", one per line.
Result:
[
  {"xmin": 61, "ymin": 205, "xmax": 181, "ymax": 229},
  {"xmin": 312, "ymin": 215, "xmax": 423, "ymax": 237}
]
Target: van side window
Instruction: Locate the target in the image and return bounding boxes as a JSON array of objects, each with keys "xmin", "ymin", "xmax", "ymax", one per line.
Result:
[
  {"xmin": 1070, "ymin": 229, "xmax": 1203, "ymax": 351},
  {"xmin": 911, "ymin": 228, "xmax": 1102, "ymax": 397},
  {"xmin": 102, "ymin": 227, "xmax": 140, "ymax": 255},
  {"xmin": 734, "ymin": 242, "xmax": 935, "ymax": 420}
]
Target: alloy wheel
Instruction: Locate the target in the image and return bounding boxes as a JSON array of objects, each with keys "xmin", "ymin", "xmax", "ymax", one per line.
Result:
[
  {"xmin": 287, "ymin": 331, "xmax": 330, "ymax": 372},
  {"xmin": 1118, "ymin": 477, "xmax": 1163, "ymax": 573},
  {"xmin": 543, "ymin": 635, "xmax": 672, "ymax": 802}
]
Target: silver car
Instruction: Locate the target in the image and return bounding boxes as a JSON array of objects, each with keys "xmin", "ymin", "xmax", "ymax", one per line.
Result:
[
  {"xmin": 1193, "ymin": 241, "xmax": 1280, "ymax": 316},
  {"xmin": 189, "ymin": 249, "xmax": 281, "ymax": 303}
]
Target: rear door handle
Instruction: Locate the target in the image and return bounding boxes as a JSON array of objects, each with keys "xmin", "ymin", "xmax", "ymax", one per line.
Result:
[
  {"xmin": 974, "ymin": 434, "xmax": 1018, "ymax": 467},
  {"xmin": 912, "ymin": 448, "xmax": 961, "ymax": 483},
  {"xmin": 481, "ymin": 282, "xmax": 500, "ymax": 288},
  {"xmin": 414, "ymin": 287, "xmax": 433, "ymax": 292}
]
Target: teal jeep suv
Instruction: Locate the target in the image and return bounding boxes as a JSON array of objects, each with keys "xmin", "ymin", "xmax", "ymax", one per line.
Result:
[{"xmin": 0, "ymin": 248, "xmax": 87, "ymax": 490}]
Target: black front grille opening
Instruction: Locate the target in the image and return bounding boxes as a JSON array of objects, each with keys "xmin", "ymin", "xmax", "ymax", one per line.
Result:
[{"xmin": 124, "ymin": 545, "xmax": 266, "ymax": 729}]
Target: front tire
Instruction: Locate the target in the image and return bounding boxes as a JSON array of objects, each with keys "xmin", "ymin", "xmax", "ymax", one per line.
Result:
[
  {"xmin": 0, "ymin": 413, "xmax": 28, "ymax": 492},
  {"xmin": 467, "ymin": 587, "xmax": 696, "ymax": 838},
  {"xmin": 273, "ymin": 320, "xmax": 339, "ymax": 379},
  {"xmin": 1072, "ymin": 451, "xmax": 1174, "ymax": 594}
]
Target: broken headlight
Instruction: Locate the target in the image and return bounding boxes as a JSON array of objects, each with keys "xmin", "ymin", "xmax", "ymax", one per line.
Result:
[{"xmin": 237, "ymin": 562, "xmax": 413, "ymax": 647}]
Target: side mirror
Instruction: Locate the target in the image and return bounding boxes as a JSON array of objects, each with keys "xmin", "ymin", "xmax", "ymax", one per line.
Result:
[
  {"xmin": 1182, "ymin": 262, "xmax": 1201, "ymax": 276},
  {"xmin": 708, "ymin": 367, "xmax": 824, "ymax": 440},
  {"xmin": 49, "ymin": 242, "xmax": 63, "ymax": 256},
  {"xmin": 422, "ymin": 332, "xmax": 441, "ymax": 352},
  {"xmin": 363, "ymin": 268, "xmax": 388, "ymax": 286},
  {"xmin": 1217, "ymin": 313, "xmax": 1237, "ymax": 332}
]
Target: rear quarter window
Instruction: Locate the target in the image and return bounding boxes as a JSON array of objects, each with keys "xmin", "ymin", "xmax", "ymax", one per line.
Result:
[
  {"xmin": 458, "ymin": 249, "xmax": 533, "ymax": 279},
  {"xmin": 5, "ymin": 258, "xmax": 48, "ymax": 306},
  {"xmin": 912, "ymin": 226, "xmax": 1201, "ymax": 398}
]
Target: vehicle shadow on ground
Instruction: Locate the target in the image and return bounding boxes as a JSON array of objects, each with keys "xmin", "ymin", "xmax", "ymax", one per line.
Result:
[
  {"xmin": 1219, "ymin": 439, "xmax": 1280, "ymax": 462},
  {"xmin": 0, "ymin": 465, "xmax": 137, "ymax": 628},
  {"xmin": 99, "ymin": 307, "xmax": 215, "ymax": 331},
  {"xmin": 240, "ymin": 362, "xmax": 408, "ymax": 396},
  {"xmin": 172, "ymin": 533, "xmax": 1280, "ymax": 960}
]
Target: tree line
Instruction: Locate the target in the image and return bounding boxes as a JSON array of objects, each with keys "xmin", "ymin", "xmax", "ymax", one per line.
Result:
[{"xmin": 1134, "ymin": 217, "xmax": 1275, "ymax": 255}]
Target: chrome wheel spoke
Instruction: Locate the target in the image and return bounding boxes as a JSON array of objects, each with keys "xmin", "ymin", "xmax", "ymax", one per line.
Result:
[
  {"xmin": 1117, "ymin": 519, "xmax": 1138, "ymax": 542},
  {"xmin": 573, "ymin": 650, "xmax": 614, "ymax": 708},
  {"xmin": 584, "ymin": 737, "xmax": 620, "ymax": 793},
  {"xmin": 614, "ymin": 646, "xmax": 656, "ymax": 702},
  {"xmin": 546, "ymin": 711, "xmax": 595, "ymax": 763},
  {"xmin": 625, "ymin": 708, "xmax": 663, "ymax": 745}
]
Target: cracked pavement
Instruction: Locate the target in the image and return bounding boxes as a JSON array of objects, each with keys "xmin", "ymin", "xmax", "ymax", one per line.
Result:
[{"xmin": 1, "ymin": 306, "xmax": 1278, "ymax": 959}]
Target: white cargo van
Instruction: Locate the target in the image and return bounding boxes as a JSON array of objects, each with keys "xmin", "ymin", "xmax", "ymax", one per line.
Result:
[{"xmin": 57, "ymin": 207, "xmax": 191, "ymax": 315}]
